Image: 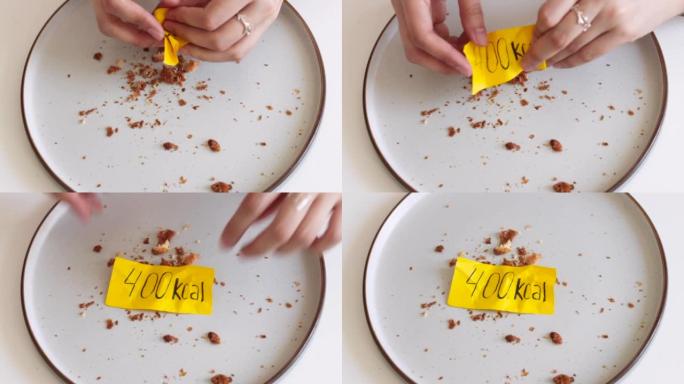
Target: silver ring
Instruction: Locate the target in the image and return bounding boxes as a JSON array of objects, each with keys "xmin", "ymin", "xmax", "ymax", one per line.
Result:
[
  {"xmin": 571, "ymin": 4, "xmax": 591, "ymax": 32},
  {"xmin": 237, "ymin": 13, "xmax": 253, "ymax": 37}
]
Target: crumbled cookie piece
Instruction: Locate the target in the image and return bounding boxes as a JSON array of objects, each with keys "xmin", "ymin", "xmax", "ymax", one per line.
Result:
[
  {"xmin": 208, "ymin": 332, "xmax": 221, "ymax": 344},
  {"xmin": 448, "ymin": 319, "xmax": 460, "ymax": 329},
  {"xmin": 553, "ymin": 182, "xmax": 574, "ymax": 193},
  {"xmin": 550, "ymin": 139, "xmax": 563, "ymax": 152},
  {"xmin": 180, "ymin": 253, "xmax": 199, "ymax": 266},
  {"xmin": 211, "ymin": 374, "xmax": 233, "ymax": 384},
  {"xmin": 211, "ymin": 182, "xmax": 232, "ymax": 193},
  {"xmin": 504, "ymin": 335, "xmax": 520, "ymax": 344},
  {"xmin": 550, "ymin": 331, "xmax": 563, "ymax": 345},
  {"xmin": 494, "ymin": 241, "xmax": 512, "ymax": 255},
  {"xmin": 106, "ymin": 65, "xmax": 121, "ymax": 74},
  {"xmin": 434, "ymin": 245, "xmax": 445, "ymax": 253},
  {"xmin": 553, "ymin": 374, "xmax": 574, "ymax": 384},
  {"xmin": 93, "ymin": 52, "xmax": 103, "ymax": 61},
  {"xmin": 505, "ymin": 142, "xmax": 521, "ymax": 151},
  {"xmin": 107, "ymin": 258, "xmax": 115, "ymax": 267},
  {"xmin": 105, "ymin": 319, "xmax": 118, "ymax": 330},
  {"xmin": 208, "ymin": 139, "xmax": 221, "ymax": 152},
  {"xmin": 163, "ymin": 142, "xmax": 179, "ymax": 151},
  {"xmin": 420, "ymin": 301, "xmax": 437, "ymax": 309},
  {"xmin": 157, "ymin": 229, "xmax": 176, "ymax": 243},
  {"xmin": 499, "ymin": 229, "xmax": 518, "ymax": 244},
  {"xmin": 520, "ymin": 252, "xmax": 542, "ymax": 265},
  {"xmin": 93, "ymin": 245, "xmax": 102, "ymax": 253},
  {"xmin": 152, "ymin": 240, "xmax": 170, "ymax": 255},
  {"xmin": 182, "ymin": 60, "xmax": 199, "ymax": 73},
  {"xmin": 162, "ymin": 334, "xmax": 178, "ymax": 344}
]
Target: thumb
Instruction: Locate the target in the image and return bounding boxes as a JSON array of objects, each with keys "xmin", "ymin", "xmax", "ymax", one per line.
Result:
[
  {"xmin": 157, "ymin": 0, "xmax": 209, "ymax": 8},
  {"xmin": 458, "ymin": 0, "xmax": 488, "ymax": 46},
  {"xmin": 105, "ymin": 0, "xmax": 165, "ymax": 40}
]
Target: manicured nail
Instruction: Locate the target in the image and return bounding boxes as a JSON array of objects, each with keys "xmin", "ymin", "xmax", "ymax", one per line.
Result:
[
  {"xmin": 146, "ymin": 27, "xmax": 164, "ymax": 41},
  {"xmin": 474, "ymin": 28, "xmax": 488, "ymax": 46}
]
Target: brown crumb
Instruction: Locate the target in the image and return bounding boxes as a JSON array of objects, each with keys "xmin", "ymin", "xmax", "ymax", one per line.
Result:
[
  {"xmin": 499, "ymin": 229, "xmax": 518, "ymax": 244},
  {"xmin": 553, "ymin": 182, "xmax": 574, "ymax": 193},
  {"xmin": 434, "ymin": 245, "xmax": 444, "ymax": 253},
  {"xmin": 162, "ymin": 334, "xmax": 178, "ymax": 344},
  {"xmin": 208, "ymin": 139, "xmax": 221, "ymax": 152},
  {"xmin": 78, "ymin": 301, "xmax": 95, "ymax": 309},
  {"xmin": 93, "ymin": 245, "xmax": 102, "ymax": 253},
  {"xmin": 105, "ymin": 127, "xmax": 115, "ymax": 137},
  {"xmin": 211, "ymin": 182, "xmax": 232, "ymax": 193},
  {"xmin": 494, "ymin": 241, "xmax": 512, "ymax": 255},
  {"xmin": 107, "ymin": 258, "xmax": 115, "ymax": 267},
  {"xmin": 553, "ymin": 374, "xmax": 575, "ymax": 384},
  {"xmin": 447, "ymin": 126, "xmax": 460, "ymax": 137},
  {"xmin": 520, "ymin": 252, "xmax": 542, "ymax": 265},
  {"xmin": 208, "ymin": 332, "xmax": 221, "ymax": 344},
  {"xmin": 178, "ymin": 99, "xmax": 187, "ymax": 106},
  {"xmin": 105, "ymin": 319, "xmax": 117, "ymax": 330},
  {"xmin": 106, "ymin": 65, "xmax": 121, "ymax": 74},
  {"xmin": 520, "ymin": 99, "xmax": 529, "ymax": 106},
  {"xmin": 448, "ymin": 319, "xmax": 460, "ymax": 329},
  {"xmin": 504, "ymin": 334, "xmax": 520, "ymax": 344},
  {"xmin": 420, "ymin": 301, "xmax": 437, "ymax": 309},
  {"xmin": 151, "ymin": 240, "xmax": 170, "ymax": 255},
  {"xmin": 93, "ymin": 52, "xmax": 103, "ymax": 61},
  {"xmin": 420, "ymin": 108, "xmax": 439, "ymax": 117},
  {"xmin": 448, "ymin": 258, "xmax": 457, "ymax": 267},
  {"xmin": 550, "ymin": 139, "xmax": 563, "ymax": 152},
  {"xmin": 505, "ymin": 142, "xmax": 521, "ymax": 151},
  {"xmin": 550, "ymin": 331, "xmax": 563, "ymax": 345},
  {"xmin": 211, "ymin": 374, "xmax": 233, "ymax": 384},
  {"xmin": 163, "ymin": 142, "xmax": 178, "ymax": 151},
  {"xmin": 179, "ymin": 253, "xmax": 199, "ymax": 266}
]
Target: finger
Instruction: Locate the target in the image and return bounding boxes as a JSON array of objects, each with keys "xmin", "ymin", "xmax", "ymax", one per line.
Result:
[
  {"xmin": 178, "ymin": 20, "xmax": 268, "ymax": 62},
  {"xmin": 58, "ymin": 193, "xmax": 93, "ymax": 223},
  {"xmin": 403, "ymin": 0, "xmax": 472, "ymax": 74},
  {"xmin": 553, "ymin": 30, "xmax": 623, "ymax": 68},
  {"xmin": 98, "ymin": 14, "xmax": 160, "ymax": 47},
  {"xmin": 83, "ymin": 193, "xmax": 104, "ymax": 215},
  {"xmin": 310, "ymin": 202, "xmax": 342, "ymax": 254},
  {"xmin": 165, "ymin": 0, "xmax": 251, "ymax": 31},
  {"xmin": 534, "ymin": 0, "xmax": 577, "ymax": 38},
  {"xmin": 276, "ymin": 194, "xmax": 340, "ymax": 253},
  {"xmin": 165, "ymin": 1, "xmax": 272, "ymax": 52},
  {"xmin": 101, "ymin": 0, "xmax": 164, "ymax": 40},
  {"xmin": 221, "ymin": 193, "xmax": 280, "ymax": 247},
  {"xmin": 548, "ymin": 10, "xmax": 611, "ymax": 65},
  {"xmin": 240, "ymin": 193, "xmax": 316, "ymax": 256},
  {"xmin": 158, "ymin": 0, "xmax": 209, "ymax": 7},
  {"xmin": 431, "ymin": 0, "xmax": 447, "ymax": 25},
  {"xmin": 256, "ymin": 194, "xmax": 286, "ymax": 221},
  {"xmin": 521, "ymin": 0, "xmax": 603, "ymax": 71},
  {"xmin": 458, "ymin": 0, "xmax": 488, "ymax": 45},
  {"xmin": 434, "ymin": 23, "xmax": 450, "ymax": 40}
]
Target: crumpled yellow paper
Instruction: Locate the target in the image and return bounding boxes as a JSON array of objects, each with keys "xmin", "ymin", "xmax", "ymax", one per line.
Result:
[
  {"xmin": 153, "ymin": 8, "xmax": 188, "ymax": 67},
  {"xmin": 447, "ymin": 257, "xmax": 556, "ymax": 315},
  {"xmin": 463, "ymin": 25, "xmax": 547, "ymax": 94}
]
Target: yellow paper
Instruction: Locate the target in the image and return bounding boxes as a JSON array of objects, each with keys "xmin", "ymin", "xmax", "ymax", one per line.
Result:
[
  {"xmin": 153, "ymin": 8, "xmax": 188, "ymax": 67},
  {"xmin": 105, "ymin": 257, "xmax": 213, "ymax": 315},
  {"xmin": 447, "ymin": 257, "xmax": 555, "ymax": 315},
  {"xmin": 463, "ymin": 25, "xmax": 547, "ymax": 94}
]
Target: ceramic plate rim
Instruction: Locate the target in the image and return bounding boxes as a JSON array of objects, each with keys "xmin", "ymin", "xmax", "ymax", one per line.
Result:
[
  {"xmin": 362, "ymin": 15, "xmax": 669, "ymax": 192},
  {"xmin": 21, "ymin": 200, "xmax": 327, "ymax": 384},
  {"xmin": 21, "ymin": 0, "xmax": 327, "ymax": 192},
  {"xmin": 362, "ymin": 193, "xmax": 668, "ymax": 384}
]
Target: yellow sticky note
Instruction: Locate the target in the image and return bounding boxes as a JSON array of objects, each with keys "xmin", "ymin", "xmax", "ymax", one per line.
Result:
[
  {"xmin": 447, "ymin": 257, "xmax": 555, "ymax": 315},
  {"xmin": 463, "ymin": 24, "xmax": 547, "ymax": 94},
  {"xmin": 105, "ymin": 257, "xmax": 213, "ymax": 315},
  {"xmin": 153, "ymin": 8, "xmax": 188, "ymax": 67}
]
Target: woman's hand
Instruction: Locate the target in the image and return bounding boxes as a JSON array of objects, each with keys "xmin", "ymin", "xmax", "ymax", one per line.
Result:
[
  {"xmin": 92, "ymin": 0, "xmax": 164, "ymax": 47},
  {"xmin": 160, "ymin": 0, "xmax": 283, "ymax": 62},
  {"xmin": 55, "ymin": 193, "xmax": 103, "ymax": 222},
  {"xmin": 221, "ymin": 193, "xmax": 342, "ymax": 255},
  {"xmin": 391, "ymin": 0, "xmax": 487, "ymax": 75},
  {"xmin": 522, "ymin": 0, "xmax": 684, "ymax": 70}
]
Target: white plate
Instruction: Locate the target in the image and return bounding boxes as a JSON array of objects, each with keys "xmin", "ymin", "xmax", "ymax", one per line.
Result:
[
  {"xmin": 22, "ymin": 194, "xmax": 325, "ymax": 383},
  {"xmin": 364, "ymin": 0, "xmax": 667, "ymax": 192},
  {"xmin": 364, "ymin": 193, "xmax": 666, "ymax": 383},
  {"xmin": 22, "ymin": 0, "xmax": 325, "ymax": 192}
]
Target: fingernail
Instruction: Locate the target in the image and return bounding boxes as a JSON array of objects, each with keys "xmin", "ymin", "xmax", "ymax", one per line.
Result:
[
  {"xmin": 521, "ymin": 59, "xmax": 534, "ymax": 72},
  {"xmin": 146, "ymin": 27, "xmax": 164, "ymax": 41},
  {"xmin": 475, "ymin": 28, "xmax": 488, "ymax": 46}
]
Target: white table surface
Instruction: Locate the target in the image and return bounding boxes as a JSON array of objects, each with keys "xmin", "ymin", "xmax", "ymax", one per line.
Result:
[
  {"xmin": 342, "ymin": 193, "xmax": 684, "ymax": 383},
  {"xmin": 0, "ymin": 0, "xmax": 341, "ymax": 193},
  {"xmin": 343, "ymin": 0, "xmax": 684, "ymax": 193},
  {"xmin": 0, "ymin": 193, "xmax": 341, "ymax": 384}
]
